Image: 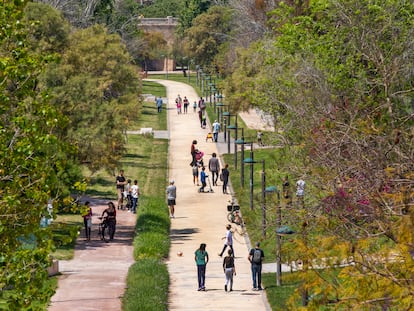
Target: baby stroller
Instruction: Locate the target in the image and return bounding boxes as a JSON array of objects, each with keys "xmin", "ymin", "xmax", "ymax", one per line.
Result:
[{"xmin": 195, "ymin": 150, "xmax": 204, "ymax": 167}]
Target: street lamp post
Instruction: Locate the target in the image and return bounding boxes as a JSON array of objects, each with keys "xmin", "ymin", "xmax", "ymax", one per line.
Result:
[
  {"xmin": 275, "ymin": 189, "xmax": 282, "ymax": 286},
  {"xmin": 201, "ymin": 73, "xmax": 206, "ymax": 95},
  {"xmin": 233, "ymin": 127, "xmax": 244, "ymax": 169},
  {"xmin": 227, "ymin": 124, "xmax": 238, "ymax": 156},
  {"xmin": 243, "ymin": 147, "xmax": 256, "ymax": 210},
  {"xmin": 188, "ymin": 59, "xmax": 192, "ymax": 83},
  {"xmin": 265, "ymin": 186, "xmax": 281, "ymax": 285},
  {"xmin": 261, "ymin": 160, "xmax": 266, "ymax": 238},
  {"xmin": 235, "ymin": 139, "xmax": 251, "ymax": 187},
  {"xmin": 204, "ymin": 75, "xmax": 211, "ymax": 99},
  {"xmin": 222, "ymin": 111, "xmax": 230, "ymax": 142},
  {"xmin": 196, "ymin": 66, "xmax": 201, "ymax": 87}
]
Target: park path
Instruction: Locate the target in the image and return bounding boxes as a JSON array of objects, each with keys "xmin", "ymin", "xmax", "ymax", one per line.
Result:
[
  {"xmin": 150, "ymin": 79, "xmax": 271, "ymax": 310},
  {"xmin": 48, "ymin": 79, "xmax": 271, "ymax": 311},
  {"xmin": 48, "ymin": 198, "xmax": 136, "ymax": 310}
]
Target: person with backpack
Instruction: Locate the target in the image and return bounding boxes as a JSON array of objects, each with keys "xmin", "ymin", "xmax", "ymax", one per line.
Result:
[{"xmin": 248, "ymin": 242, "xmax": 265, "ymax": 290}]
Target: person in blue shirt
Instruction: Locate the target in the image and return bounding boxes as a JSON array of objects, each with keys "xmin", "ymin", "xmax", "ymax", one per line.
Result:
[
  {"xmin": 156, "ymin": 96, "xmax": 163, "ymax": 113},
  {"xmin": 199, "ymin": 166, "xmax": 207, "ymax": 192}
]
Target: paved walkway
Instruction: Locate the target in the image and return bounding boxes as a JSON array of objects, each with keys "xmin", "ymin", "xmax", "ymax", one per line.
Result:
[
  {"xmin": 48, "ymin": 198, "xmax": 135, "ymax": 310},
  {"xmin": 48, "ymin": 80, "xmax": 272, "ymax": 310},
  {"xmin": 151, "ymin": 79, "xmax": 270, "ymax": 310}
]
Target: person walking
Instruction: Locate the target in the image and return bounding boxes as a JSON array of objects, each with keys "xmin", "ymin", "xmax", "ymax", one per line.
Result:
[
  {"xmin": 175, "ymin": 94, "xmax": 182, "ymax": 114},
  {"xmin": 166, "ymin": 180, "xmax": 177, "ymax": 218},
  {"xmin": 221, "ymin": 164, "xmax": 230, "ymax": 194},
  {"xmin": 116, "ymin": 169, "xmax": 127, "ymax": 210},
  {"xmin": 190, "ymin": 140, "xmax": 197, "ymax": 166},
  {"xmin": 192, "ymin": 163, "xmax": 200, "ymax": 186},
  {"xmin": 131, "ymin": 179, "xmax": 140, "ymax": 214},
  {"xmin": 199, "ymin": 166, "xmax": 207, "ymax": 192},
  {"xmin": 183, "ymin": 96, "xmax": 189, "ymax": 114},
  {"xmin": 195, "ymin": 243, "xmax": 209, "ymax": 291},
  {"xmin": 223, "ymin": 249, "xmax": 236, "ymax": 292},
  {"xmin": 208, "ymin": 153, "xmax": 220, "ymax": 186},
  {"xmin": 102, "ymin": 202, "xmax": 117, "ymax": 241},
  {"xmin": 155, "ymin": 96, "xmax": 163, "ymax": 113},
  {"xmin": 219, "ymin": 224, "xmax": 234, "ymax": 257},
  {"xmin": 212, "ymin": 120, "xmax": 220, "ymax": 142},
  {"xmin": 198, "ymin": 110, "xmax": 203, "ymax": 128},
  {"xmin": 193, "ymin": 101, "xmax": 197, "ymax": 113},
  {"xmin": 248, "ymin": 242, "xmax": 265, "ymax": 290},
  {"xmin": 82, "ymin": 201, "xmax": 92, "ymax": 241}
]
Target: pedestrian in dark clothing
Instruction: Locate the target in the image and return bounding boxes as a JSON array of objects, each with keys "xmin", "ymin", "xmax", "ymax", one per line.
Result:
[
  {"xmin": 195, "ymin": 243, "xmax": 209, "ymax": 291},
  {"xmin": 102, "ymin": 202, "xmax": 116, "ymax": 241},
  {"xmin": 190, "ymin": 140, "xmax": 197, "ymax": 166},
  {"xmin": 248, "ymin": 242, "xmax": 265, "ymax": 290},
  {"xmin": 221, "ymin": 164, "xmax": 230, "ymax": 194}
]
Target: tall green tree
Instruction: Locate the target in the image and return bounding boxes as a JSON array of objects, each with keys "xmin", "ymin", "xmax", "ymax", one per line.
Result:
[
  {"xmin": 178, "ymin": 0, "xmax": 211, "ymax": 35},
  {"xmin": 183, "ymin": 5, "xmax": 233, "ymax": 69},
  {"xmin": 137, "ymin": 0, "xmax": 184, "ymax": 18},
  {"xmin": 225, "ymin": 0, "xmax": 414, "ymax": 308},
  {"xmin": 0, "ymin": 1, "xmax": 75, "ymax": 308},
  {"xmin": 40, "ymin": 24, "xmax": 141, "ymax": 173}
]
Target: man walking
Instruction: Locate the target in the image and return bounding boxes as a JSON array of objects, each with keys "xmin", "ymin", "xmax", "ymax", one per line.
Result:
[
  {"xmin": 156, "ymin": 96, "xmax": 163, "ymax": 113},
  {"xmin": 212, "ymin": 120, "xmax": 220, "ymax": 142},
  {"xmin": 166, "ymin": 180, "xmax": 177, "ymax": 218},
  {"xmin": 208, "ymin": 153, "xmax": 220, "ymax": 186},
  {"xmin": 248, "ymin": 242, "xmax": 265, "ymax": 290}
]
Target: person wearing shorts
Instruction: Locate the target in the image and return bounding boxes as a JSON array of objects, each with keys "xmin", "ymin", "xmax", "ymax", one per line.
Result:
[{"xmin": 166, "ymin": 180, "xmax": 177, "ymax": 218}]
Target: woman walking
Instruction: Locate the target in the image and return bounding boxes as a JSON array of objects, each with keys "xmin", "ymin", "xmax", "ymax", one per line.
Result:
[
  {"xmin": 223, "ymin": 249, "xmax": 236, "ymax": 291},
  {"xmin": 195, "ymin": 243, "xmax": 209, "ymax": 291},
  {"xmin": 102, "ymin": 202, "xmax": 116, "ymax": 241}
]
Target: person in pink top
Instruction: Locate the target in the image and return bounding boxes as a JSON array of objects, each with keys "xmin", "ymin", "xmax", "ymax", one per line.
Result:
[{"xmin": 175, "ymin": 94, "xmax": 182, "ymax": 114}]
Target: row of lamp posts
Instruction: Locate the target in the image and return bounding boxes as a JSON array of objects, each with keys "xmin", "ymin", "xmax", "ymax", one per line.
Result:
[
  {"xmin": 223, "ymin": 113, "xmax": 284, "ymax": 287},
  {"xmin": 196, "ymin": 67, "xmax": 223, "ymax": 108},
  {"xmin": 196, "ymin": 67, "xmax": 285, "ymax": 286}
]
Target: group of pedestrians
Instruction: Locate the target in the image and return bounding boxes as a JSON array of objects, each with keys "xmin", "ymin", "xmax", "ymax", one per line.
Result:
[
  {"xmin": 194, "ymin": 234, "xmax": 265, "ymax": 292},
  {"xmin": 81, "ymin": 169, "xmax": 141, "ymax": 242},
  {"xmin": 166, "ymin": 96, "xmax": 265, "ymax": 293},
  {"xmin": 156, "ymin": 94, "xmax": 198, "ymax": 115},
  {"xmin": 116, "ymin": 169, "xmax": 141, "ymax": 214}
]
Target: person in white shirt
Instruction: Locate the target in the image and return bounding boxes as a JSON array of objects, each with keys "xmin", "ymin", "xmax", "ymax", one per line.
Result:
[
  {"xmin": 212, "ymin": 120, "xmax": 220, "ymax": 142},
  {"xmin": 219, "ymin": 224, "xmax": 234, "ymax": 257},
  {"xmin": 131, "ymin": 180, "xmax": 140, "ymax": 214}
]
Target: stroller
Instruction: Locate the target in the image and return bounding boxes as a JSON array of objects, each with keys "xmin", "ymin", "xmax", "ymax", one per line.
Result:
[{"xmin": 195, "ymin": 150, "xmax": 204, "ymax": 167}]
